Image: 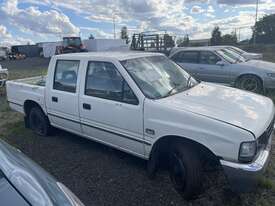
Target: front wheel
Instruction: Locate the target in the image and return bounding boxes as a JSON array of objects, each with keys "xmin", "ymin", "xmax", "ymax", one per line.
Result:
[
  {"xmin": 169, "ymin": 143, "xmax": 202, "ymax": 200},
  {"xmin": 29, "ymin": 107, "xmax": 51, "ymax": 136},
  {"xmin": 236, "ymin": 75, "xmax": 263, "ymax": 94}
]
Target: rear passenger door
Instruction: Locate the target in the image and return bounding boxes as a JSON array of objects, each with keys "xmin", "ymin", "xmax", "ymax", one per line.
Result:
[
  {"xmin": 170, "ymin": 51, "xmax": 201, "ymax": 79},
  {"xmin": 79, "ymin": 61, "xmax": 145, "ymax": 157},
  {"xmin": 46, "ymin": 59, "xmax": 81, "ymax": 133}
]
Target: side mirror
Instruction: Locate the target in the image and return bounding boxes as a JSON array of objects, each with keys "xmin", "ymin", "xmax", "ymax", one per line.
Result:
[{"xmin": 216, "ymin": 61, "xmax": 225, "ymax": 66}]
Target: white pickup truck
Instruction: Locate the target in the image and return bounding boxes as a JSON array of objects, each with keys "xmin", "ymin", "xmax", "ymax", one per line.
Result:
[{"xmin": 6, "ymin": 52, "xmax": 274, "ymax": 199}]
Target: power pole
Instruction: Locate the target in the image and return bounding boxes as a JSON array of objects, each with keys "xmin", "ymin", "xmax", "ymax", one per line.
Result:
[
  {"xmin": 253, "ymin": 0, "xmax": 259, "ymax": 45},
  {"xmin": 113, "ymin": 14, "xmax": 116, "ymax": 39}
]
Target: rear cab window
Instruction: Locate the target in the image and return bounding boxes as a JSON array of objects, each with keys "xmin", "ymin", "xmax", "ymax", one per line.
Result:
[{"xmin": 53, "ymin": 60, "xmax": 80, "ymax": 93}]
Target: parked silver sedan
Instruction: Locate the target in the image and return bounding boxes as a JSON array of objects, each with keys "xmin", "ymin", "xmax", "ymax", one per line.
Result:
[{"xmin": 169, "ymin": 47, "xmax": 275, "ymax": 93}]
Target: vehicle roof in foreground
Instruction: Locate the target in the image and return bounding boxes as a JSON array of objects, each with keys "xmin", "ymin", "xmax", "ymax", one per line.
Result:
[
  {"xmin": 56, "ymin": 51, "xmax": 164, "ymax": 61},
  {"xmin": 0, "ymin": 140, "xmax": 74, "ymax": 206}
]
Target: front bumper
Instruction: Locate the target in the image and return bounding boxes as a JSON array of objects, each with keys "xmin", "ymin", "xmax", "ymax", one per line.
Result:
[{"xmin": 220, "ymin": 134, "xmax": 272, "ymax": 192}]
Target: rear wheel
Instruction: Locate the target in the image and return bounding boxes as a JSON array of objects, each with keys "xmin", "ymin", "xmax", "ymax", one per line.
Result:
[
  {"xmin": 236, "ymin": 75, "xmax": 263, "ymax": 94},
  {"xmin": 29, "ymin": 107, "xmax": 51, "ymax": 136},
  {"xmin": 169, "ymin": 143, "xmax": 202, "ymax": 200}
]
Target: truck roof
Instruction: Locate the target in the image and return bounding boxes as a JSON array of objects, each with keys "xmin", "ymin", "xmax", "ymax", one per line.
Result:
[{"xmin": 55, "ymin": 51, "xmax": 164, "ymax": 61}]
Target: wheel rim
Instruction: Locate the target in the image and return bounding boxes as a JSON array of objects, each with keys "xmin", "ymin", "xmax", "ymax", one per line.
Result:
[
  {"xmin": 170, "ymin": 152, "xmax": 186, "ymax": 190},
  {"xmin": 240, "ymin": 78, "xmax": 258, "ymax": 92},
  {"xmin": 31, "ymin": 113, "xmax": 45, "ymax": 135}
]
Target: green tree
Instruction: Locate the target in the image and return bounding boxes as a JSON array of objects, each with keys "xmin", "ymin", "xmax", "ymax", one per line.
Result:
[
  {"xmin": 176, "ymin": 37, "xmax": 184, "ymax": 46},
  {"xmin": 210, "ymin": 26, "xmax": 222, "ymax": 45},
  {"xmin": 177, "ymin": 35, "xmax": 189, "ymax": 47},
  {"xmin": 251, "ymin": 14, "xmax": 275, "ymax": 44},
  {"xmin": 221, "ymin": 32, "xmax": 237, "ymax": 45},
  {"xmin": 120, "ymin": 26, "xmax": 129, "ymax": 44}
]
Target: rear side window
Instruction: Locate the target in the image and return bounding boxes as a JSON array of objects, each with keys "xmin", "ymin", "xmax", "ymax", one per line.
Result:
[
  {"xmin": 53, "ymin": 60, "xmax": 79, "ymax": 93},
  {"xmin": 199, "ymin": 51, "xmax": 221, "ymax": 65},
  {"xmin": 172, "ymin": 51, "xmax": 199, "ymax": 63},
  {"xmin": 85, "ymin": 61, "xmax": 138, "ymax": 105}
]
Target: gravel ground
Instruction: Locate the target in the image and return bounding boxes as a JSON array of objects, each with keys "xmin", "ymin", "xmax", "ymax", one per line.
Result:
[{"xmin": 1, "ymin": 57, "xmax": 275, "ymax": 206}]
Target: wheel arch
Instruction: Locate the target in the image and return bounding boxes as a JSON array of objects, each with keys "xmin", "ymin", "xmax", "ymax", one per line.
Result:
[
  {"xmin": 147, "ymin": 135, "xmax": 220, "ymax": 177},
  {"xmin": 235, "ymin": 73, "xmax": 263, "ymax": 86},
  {"xmin": 23, "ymin": 100, "xmax": 44, "ymax": 116}
]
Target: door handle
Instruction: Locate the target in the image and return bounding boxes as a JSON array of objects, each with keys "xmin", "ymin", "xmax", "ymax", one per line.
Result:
[
  {"xmin": 52, "ymin": 96, "xmax": 58, "ymax": 102},
  {"xmin": 83, "ymin": 103, "xmax": 91, "ymax": 110}
]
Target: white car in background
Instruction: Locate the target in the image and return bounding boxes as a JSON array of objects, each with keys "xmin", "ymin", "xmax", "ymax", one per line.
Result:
[
  {"xmin": 213, "ymin": 46, "xmax": 263, "ymax": 60},
  {"xmin": 0, "ymin": 64, "xmax": 8, "ymax": 87}
]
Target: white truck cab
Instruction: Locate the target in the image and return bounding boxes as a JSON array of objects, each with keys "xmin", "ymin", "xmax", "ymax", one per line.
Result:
[{"xmin": 6, "ymin": 52, "xmax": 274, "ymax": 199}]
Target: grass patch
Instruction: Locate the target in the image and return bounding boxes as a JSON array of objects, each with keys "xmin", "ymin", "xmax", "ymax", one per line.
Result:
[{"xmin": 257, "ymin": 177, "xmax": 275, "ymax": 191}]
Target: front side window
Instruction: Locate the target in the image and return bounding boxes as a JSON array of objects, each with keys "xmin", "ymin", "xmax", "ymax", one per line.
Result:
[
  {"xmin": 53, "ymin": 60, "xmax": 79, "ymax": 93},
  {"xmin": 172, "ymin": 51, "xmax": 199, "ymax": 63},
  {"xmin": 85, "ymin": 61, "xmax": 138, "ymax": 105},
  {"xmin": 199, "ymin": 51, "xmax": 221, "ymax": 65},
  {"xmin": 121, "ymin": 55, "xmax": 198, "ymax": 99}
]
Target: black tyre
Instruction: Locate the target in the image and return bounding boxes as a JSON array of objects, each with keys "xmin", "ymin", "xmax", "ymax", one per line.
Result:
[
  {"xmin": 236, "ymin": 75, "xmax": 263, "ymax": 94},
  {"xmin": 169, "ymin": 143, "xmax": 202, "ymax": 200},
  {"xmin": 29, "ymin": 107, "xmax": 51, "ymax": 136}
]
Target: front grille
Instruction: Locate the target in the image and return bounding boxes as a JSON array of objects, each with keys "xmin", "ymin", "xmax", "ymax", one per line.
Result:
[{"xmin": 257, "ymin": 116, "xmax": 274, "ymax": 150}]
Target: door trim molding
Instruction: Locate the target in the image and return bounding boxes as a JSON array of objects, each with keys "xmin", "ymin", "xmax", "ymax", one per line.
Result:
[{"xmin": 48, "ymin": 112, "xmax": 151, "ymax": 146}]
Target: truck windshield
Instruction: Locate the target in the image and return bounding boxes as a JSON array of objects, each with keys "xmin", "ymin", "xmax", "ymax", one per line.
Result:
[
  {"xmin": 228, "ymin": 47, "xmax": 244, "ymax": 55},
  {"xmin": 63, "ymin": 38, "xmax": 81, "ymax": 47},
  {"xmin": 121, "ymin": 55, "xmax": 198, "ymax": 99}
]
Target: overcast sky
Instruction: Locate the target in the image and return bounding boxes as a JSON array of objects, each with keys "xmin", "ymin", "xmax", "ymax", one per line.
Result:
[{"xmin": 0, "ymin": 0, "xmax": 275, "ymax": 46}]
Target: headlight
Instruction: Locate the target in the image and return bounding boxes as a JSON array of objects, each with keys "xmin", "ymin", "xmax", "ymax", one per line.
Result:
[
  {"xmin": 267, "ymin": 73, "xmax": 275, "ymax": 78},
  {"xmin": 239, "ymin": 141, "xmax": 257, "ymax": 162}
]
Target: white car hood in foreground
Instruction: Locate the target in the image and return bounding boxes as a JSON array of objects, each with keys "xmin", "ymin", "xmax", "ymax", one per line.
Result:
[{"xmin": 159, "ymin": 83, "xmax": 274, "ymax": 138}]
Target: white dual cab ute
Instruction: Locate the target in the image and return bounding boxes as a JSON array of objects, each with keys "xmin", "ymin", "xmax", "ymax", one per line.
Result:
[{"xmin": 7, "ymin": 52, "xmax": 274, "ymax": 199}]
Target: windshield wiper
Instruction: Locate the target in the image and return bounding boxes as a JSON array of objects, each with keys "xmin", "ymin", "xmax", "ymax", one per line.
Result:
[
  {"xmin": 163, "ymin": 75, "xmax": 193, "ymax": 98},
  {"xmin": 186, "ymin": 75, "xmax": 192, "ymax": 88},
  {"xmin": 165, "ymin": 84, "xmax": 180, "ymax": 97}
]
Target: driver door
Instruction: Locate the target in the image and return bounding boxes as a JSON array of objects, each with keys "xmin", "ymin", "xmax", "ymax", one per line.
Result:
[{"xmin": 197, "ymin": 51, "xmax": 231, "ymax": 84}]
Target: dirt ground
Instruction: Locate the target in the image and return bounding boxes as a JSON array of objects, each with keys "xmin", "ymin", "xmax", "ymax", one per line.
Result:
[{"xmin": 0, "ymin": 57, "xmax": 275, "ymax": 206}]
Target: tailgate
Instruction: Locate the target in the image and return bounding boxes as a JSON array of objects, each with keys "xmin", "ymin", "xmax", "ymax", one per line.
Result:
[{"xmin": 6, "ymin": 76, "xmax": 46, "ymax": 114}]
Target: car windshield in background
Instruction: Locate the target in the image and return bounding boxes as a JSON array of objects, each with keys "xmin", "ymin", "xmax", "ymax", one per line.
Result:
[
  {"xmin": 223, "ymin": 48, "xmax": 247, "ymax": 62},
  {"xmin": 216, "ymin": 49, "xmax": 245, "ymax": 63},
  {"xmin": 121, "ymin": 56, "xmax": 197, "ymax": 99},
  {"xmin": 216, "ymin": 49, "xmax": 235, "ymax": 64},
  {"xmin": 228, "ymin": 47, "xmax": 244, "ymax": 55}
]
